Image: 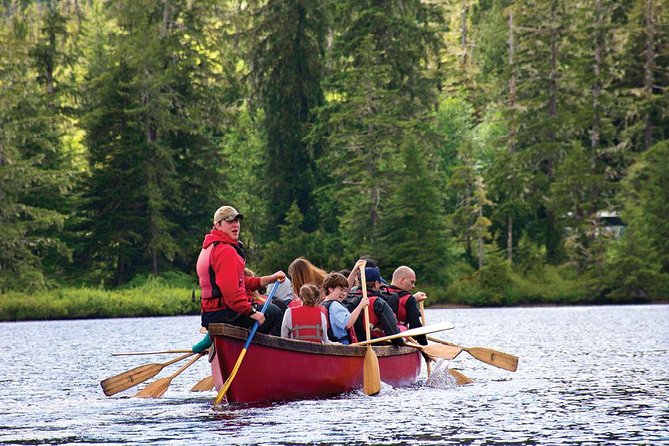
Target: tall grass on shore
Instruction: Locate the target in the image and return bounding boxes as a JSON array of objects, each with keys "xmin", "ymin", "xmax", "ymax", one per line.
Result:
[{"xmin": 0, "ymin": 276, "xmax": 198, "ymax": 322}]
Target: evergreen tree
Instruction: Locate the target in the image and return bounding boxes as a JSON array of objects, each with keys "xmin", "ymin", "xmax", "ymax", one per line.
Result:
[
  {"xmin": 244, "ymin": 0, "xmax": 327, "ymax": 241},
  {"xmin": 316, "ymin": 0, "xmax": 445, "ymax": 257},
  {"xmin": 377, "ymin": 136, "xmax": 451, "ymax": 285},
  {"xmin": 0, "ymin": 3, "xmax": 73, "ymax": 291},
  {"xmin": 80, "ymin": 0, "xmax": 225, "ymax": 285}
]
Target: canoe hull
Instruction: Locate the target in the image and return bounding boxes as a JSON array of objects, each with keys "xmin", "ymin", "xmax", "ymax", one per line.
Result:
[{"xmin": 208, "ymin": 323, "xmax": 421, "ymax": 404}]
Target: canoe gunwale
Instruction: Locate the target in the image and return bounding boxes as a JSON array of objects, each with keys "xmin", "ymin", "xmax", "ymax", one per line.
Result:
[{"xmin": 208, "ymin": 323, "xmax": 418, "ymax": 358}]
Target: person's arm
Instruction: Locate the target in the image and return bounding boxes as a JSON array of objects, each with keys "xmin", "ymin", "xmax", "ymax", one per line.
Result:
[
  {"xmin": 345, "ymin": 295, "xmax": 369, "ymax": 329},
  {"xmin": 280, "ymin": 309, "xmax": 292, "ymax": 338},
  {"xmin": 346, "ymin": 259, "xmax": 366, "ymax": 289}
]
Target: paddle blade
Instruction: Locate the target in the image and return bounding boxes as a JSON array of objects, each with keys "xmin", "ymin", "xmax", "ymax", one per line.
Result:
[
  {"xmin": 100, "ymin": 363, "xmax": 161, "ymax": 396},
  {"xmin": 467, "ymin": 347, "xmax": 518, "ymax": 372},
  {"xmin": 134, "ymin": 377, "xmax": 172, "ymax": 398},
  {"xmin": 448, "ymin": 368, "xmax": 473, "ymax": 385},
  {"xmin": 422, "ymin": 344, "xmax": 463, "ymax": 361},
  {"xmin": 214, "ymin": 348, "xmax": 247, "ymax": 405},
  {"xmin": 191, "ymin": 375, "xmax": 215, "ymax": 392},
  {"xmin": 363, "ymin": 347, "xmax": 381, "ymax": 396}
]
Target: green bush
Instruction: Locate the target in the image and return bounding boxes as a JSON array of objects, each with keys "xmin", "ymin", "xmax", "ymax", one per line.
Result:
[{"xmin": 0, "ymin": 281, "xmax": 198, "ymax": 321}]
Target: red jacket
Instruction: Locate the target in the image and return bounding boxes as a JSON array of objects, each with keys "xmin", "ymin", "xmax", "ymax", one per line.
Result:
[{"xmin": 196, "ymin": 230, "xmax": 260, "ymax": 316}]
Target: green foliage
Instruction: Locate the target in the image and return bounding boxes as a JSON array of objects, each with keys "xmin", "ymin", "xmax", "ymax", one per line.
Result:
[
  {"xmin": 377, "ymin": 136, "xmax": 451, "ymax": 285},
  {"xmin": 0, "ymin": 280, "xmax": 197, "ymax": 322},
  {"xmin": 600, "ymin": 140, "xmax": 669, "ymax": 300}
]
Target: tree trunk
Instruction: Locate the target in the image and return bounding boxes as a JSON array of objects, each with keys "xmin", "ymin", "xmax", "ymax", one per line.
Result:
[
  {"xmin": 642, "ymin": 0, "xmax": 656, "ymax": 151},
  {"xmin": 507, "ymin": 8, "xmax": 516, "ymax": 263}
]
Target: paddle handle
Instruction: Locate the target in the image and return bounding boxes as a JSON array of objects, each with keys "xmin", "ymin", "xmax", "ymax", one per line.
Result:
[
  {"xmin": 359, "ymin": 260, "xmax": 371, "ymax": 344},
  {"xmin": 112, "ymin": 349, "xmax": 193, "ymax": 356}
]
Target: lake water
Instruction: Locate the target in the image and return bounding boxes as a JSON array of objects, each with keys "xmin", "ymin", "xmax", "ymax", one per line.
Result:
[{"xmin": 0, "ymin": 305, "xmax": 667, "ymax": 445}]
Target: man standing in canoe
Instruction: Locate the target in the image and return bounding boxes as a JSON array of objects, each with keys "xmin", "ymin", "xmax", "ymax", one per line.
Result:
[{"xmin": 197, "ymin": 205, "xmax": 285, "ymax": 335}]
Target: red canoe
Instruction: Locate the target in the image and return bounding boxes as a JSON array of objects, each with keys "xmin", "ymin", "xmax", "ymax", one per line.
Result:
[{"xmin": 207, "ymin": 323, "xmax": 422, "ymax": 404}]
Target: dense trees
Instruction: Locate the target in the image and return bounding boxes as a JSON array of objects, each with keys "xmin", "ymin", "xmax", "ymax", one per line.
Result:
[{"xmin": 0, "ymin": 0, "xmax": 666, "ymax": 303}]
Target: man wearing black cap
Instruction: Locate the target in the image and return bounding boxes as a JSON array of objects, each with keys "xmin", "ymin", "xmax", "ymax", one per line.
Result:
[
  {"xmin": 343, "ymin": 267, "xmax": 403, "ymax": 345},
  {"xmin": 196, "ymin": 205, "xmax": 284, "ymax": 335}
]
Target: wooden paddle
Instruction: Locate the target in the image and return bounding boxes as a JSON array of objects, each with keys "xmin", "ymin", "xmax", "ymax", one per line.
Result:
[
  {"xmin": 213, "ymin": 280, "xmax": 282, "ymax": 405},
  {"xmin": 360, "ymin": 262, "xmax": 381, "ymax": 396},
  {"xmin": 350, "ymin": 321, "xmax": 455, "ymax": 347},
  {"xmin": 448, "ymin": 368, "xmax": 474, "ymax": 385},
  {"xmin": 404, "ymin": 341, "xmax": 462, "ymax": 361},
  {"xmin": 191, "ymin": 375, "xmax": 215, "ymax": 392},
  {"xmin": 135, "ymin": 353, "xmax": 205, "ymax": 398},
  {"xmin": 111, "ymin": 349, "xmax": 194, "ymax": 356},
  {"xmin": 418, "ymin": 301, "xmax": 432, "ymax": 376},
  {"xmin": 427, "ymin": 336, "xmax": 518, "ymax": 372},
  {"xmin": 100, "ymin": 352, "xmax": 195, "ymax": 396}
]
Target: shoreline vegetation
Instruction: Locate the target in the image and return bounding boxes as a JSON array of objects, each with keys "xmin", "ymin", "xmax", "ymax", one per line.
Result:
[{"xmin": 1, "ymin": 274, "xmax": 664, "ymax": 323}]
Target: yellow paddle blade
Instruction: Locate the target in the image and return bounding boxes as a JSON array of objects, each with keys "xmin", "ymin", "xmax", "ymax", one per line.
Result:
[
  {"xmin": 191, "ymin": 375, "xmax": 215, "ymax": 392},
  {"xmin": 363, "ymin": 346, "xmax": 381, "ymax": 395},
  {"xmin": 214, "ymin": 348, "xmax": 247, "ymax": 405}
]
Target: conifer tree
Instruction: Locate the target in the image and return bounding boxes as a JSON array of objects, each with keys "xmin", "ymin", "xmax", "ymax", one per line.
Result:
[
  {"xmin": 243, "ymin": 0, "xmax": 327, "ymax": 241},
  {"xmin": 377, "ymin": 136, "xmax": 451, "ymax": 285},
  {"xmin": 316, "ymin": 0, "xmax": 445, "ymax": 257},
  {"xmin": 0, "ymin": 3, "xmax": 73, "ymax": 290}
]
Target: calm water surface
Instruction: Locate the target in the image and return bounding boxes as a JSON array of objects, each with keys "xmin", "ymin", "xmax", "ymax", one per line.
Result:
[{"xmin": 0, "ymin": 305, "xmax": 667, "ymax": 445}]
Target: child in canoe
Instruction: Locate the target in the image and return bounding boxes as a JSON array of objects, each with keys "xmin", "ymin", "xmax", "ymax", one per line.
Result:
[
  {"xmin": 321, "ymin": 272, "xmax": 369, "ymax": 345},
  {"xmin": 280, "ymin": 284, "xmax": 330, "ymax": 343}
]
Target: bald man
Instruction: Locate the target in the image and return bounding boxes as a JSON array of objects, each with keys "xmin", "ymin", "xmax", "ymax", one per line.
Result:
[{"xmin": 382, "ymin": 266, "xmax": 428, "ymax": 345}]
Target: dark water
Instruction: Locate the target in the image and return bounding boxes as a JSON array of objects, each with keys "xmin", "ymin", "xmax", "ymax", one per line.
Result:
[{"xmin": 0, "ymin": 305, "xmax": 667, "ymax": 445}]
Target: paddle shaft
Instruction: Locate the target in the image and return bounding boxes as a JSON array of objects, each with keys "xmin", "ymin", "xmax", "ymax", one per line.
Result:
[
  {"xmin": 112, "ymin": 349, "xmax": 193, "ymax": 356},
  {"xmin": 350, "ymin": 321, "xmax": 455, "ymax": 347},
  {"xmin": 135, "ymin": 353, "xmax": 205, "ymax": 398},
  {"xmin": 213, "ymin": 280, "xmax": 281, "ymax": 405},
  {"xmin": 418, "ymin": 301, "xmax": 432, "ymax": 377},
  {"xmin": 360, "ymin": 262, "xmax": 381, "ymax": 396}
]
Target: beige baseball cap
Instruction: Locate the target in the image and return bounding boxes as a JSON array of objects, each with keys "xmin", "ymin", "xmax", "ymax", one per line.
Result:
[{"xmin": 213, "ymin": 206, "xmax": 243, "ymax": 224}]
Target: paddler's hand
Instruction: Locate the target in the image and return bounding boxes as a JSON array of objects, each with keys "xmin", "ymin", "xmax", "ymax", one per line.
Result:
[
  {"xmin": 413, "ymin": 291, "xmax": 427, "ymax": 302},
  {"xmin": 273, "ymin": 270, "xmax": 286, "ymax": 282},
  {"xmin": 250, "ymin": 310, "xmax": 265, "ymax": 325}
]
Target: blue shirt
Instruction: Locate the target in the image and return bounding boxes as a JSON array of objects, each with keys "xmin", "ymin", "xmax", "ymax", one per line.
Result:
[{"xmin": 327, "ymin": 300, "xmax": 351, "ymax": 344}]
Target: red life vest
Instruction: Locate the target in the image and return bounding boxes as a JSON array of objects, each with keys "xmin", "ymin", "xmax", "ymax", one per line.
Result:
[
  {"xmin": 289, "ymin": 306, "xmax": 324, "ymax": 343},
  {"xmin": 383, "ymin": 285, "xmax": 413, "ymax": 326},
  {"xmin": 349, "ymin": 289, "xmax": 381, "ymax": 331},
  {"xmin": 287, "ymin": 298, "xmax": 302, "ymax": 309},
  {"xmin": 196, "ymin": 242, "xmax": 224, "ymax": 312}
]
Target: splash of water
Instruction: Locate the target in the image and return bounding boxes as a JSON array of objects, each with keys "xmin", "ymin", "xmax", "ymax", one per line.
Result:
[{"xmin": 424, "ymin": 359, "xmax": 457, "ymax": 388}]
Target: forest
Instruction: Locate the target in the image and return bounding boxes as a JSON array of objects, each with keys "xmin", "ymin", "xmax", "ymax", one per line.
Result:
[{"xmin": 1, "ymin": 0, "xmax": 667, "ymax": 312}]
